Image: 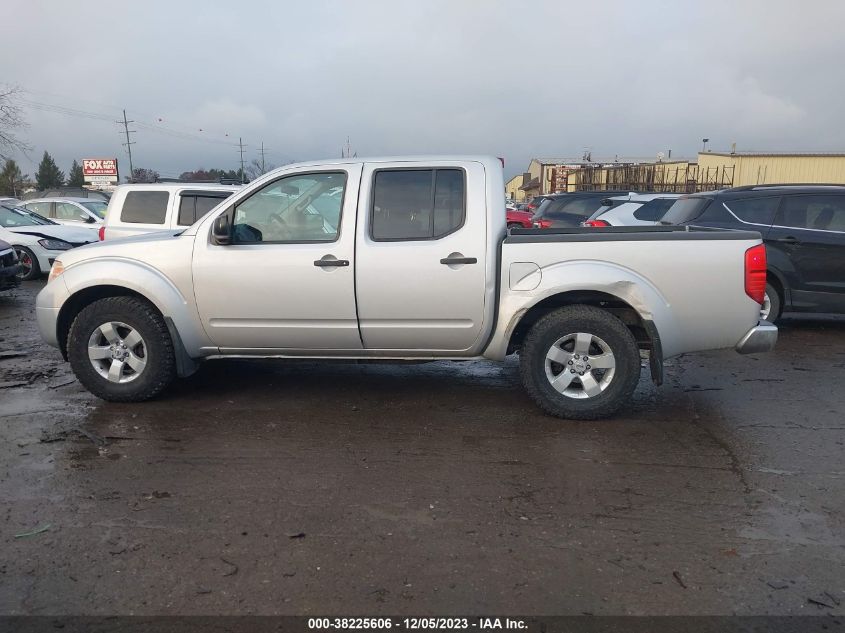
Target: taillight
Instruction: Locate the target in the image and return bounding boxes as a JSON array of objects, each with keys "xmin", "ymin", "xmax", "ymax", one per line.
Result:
[
  {"xmin": 534, "ymin": 219, "xmax": 552, "ymax": 229},
  {"xmin": 582, "ymin": 219, "xmax": 610, "ymax": 227},
  {"xmin": 98, "ymin": 226, "xmax": 105, "ymax": 241},
  {"xmin": 744, "ymin": 244, "xmax": 767, "ymax": 305}
]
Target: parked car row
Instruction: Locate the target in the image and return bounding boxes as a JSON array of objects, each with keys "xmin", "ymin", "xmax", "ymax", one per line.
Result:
[
  {"xmin": 0, "ymin": 204, "xmax": 99, "ymax": 280},
  {"xmin": 0, "ymin": 183, "xmax": 241, "ymax": 286},
  {"xmin": 519, "ymin": 184, "xmax": 845, "ymax": 322}
]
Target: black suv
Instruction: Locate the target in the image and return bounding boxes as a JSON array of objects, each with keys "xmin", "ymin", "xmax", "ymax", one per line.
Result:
[
  {"xmin": 532, "ymin": 191, "xmax": 635, "ymax": 228},
  {"xmin": 661, "ymin": 185, "xmax": 845, "ymax": 321}
]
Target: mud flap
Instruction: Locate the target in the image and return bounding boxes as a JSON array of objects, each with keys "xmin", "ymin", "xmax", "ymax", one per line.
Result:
[
  {"xmin": 165, "ymin": 317, "xmax": 200, "ymax": 378},
  {"xmin": 644, "ymin": 319, "xmax": 663, "ymax": 386}
]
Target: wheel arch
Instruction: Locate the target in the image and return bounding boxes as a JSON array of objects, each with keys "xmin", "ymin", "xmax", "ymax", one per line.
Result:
[
  {"xmin": 56, "ymin": 257, "xmax": 206, "ymax": 362},
  {"xmin": 57, "ymin": 285, "xmax": 157, "ymax": 359},
  {"xmin": 506, "ymin": 289, "xmax": 663, "ymax": 385}
]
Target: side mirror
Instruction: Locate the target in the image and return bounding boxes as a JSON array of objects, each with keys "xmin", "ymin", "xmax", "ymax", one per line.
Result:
[
  {"xmin": 84, "ymin": 215, "xmax": 96, "ymax": 224},
  {"xmin": 212, "ymin": 214, "xmax": 231, "ymax": 245}
]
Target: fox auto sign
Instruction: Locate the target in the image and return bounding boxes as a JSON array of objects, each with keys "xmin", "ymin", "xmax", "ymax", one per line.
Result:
[{"xmin": 82, "ymin": 158, "xmax": 118, "ymax": 184}]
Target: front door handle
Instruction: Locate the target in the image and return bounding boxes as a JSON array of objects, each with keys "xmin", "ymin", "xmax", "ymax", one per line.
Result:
[
  {"xmin": 776, "ymin": 236, "xmax": 800, "ymax": 245},
  {"xmin": 440, "ymin": 256, "xmax": 477, "ymax": 265},
  {"xmin": 314, "ymin": 256, "xmax": 349, "ymax": 267}
]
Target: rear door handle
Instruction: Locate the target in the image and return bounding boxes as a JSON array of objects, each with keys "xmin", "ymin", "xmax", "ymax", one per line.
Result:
[
  {"xmin": 440, "ymin": 256, "xmax": 477, "ymax": 265},
  {"xmin": 776, "ymin": 236, "xmax": 800, "ymax": 245},
  {"xmin": 314, "ymin": 257, "xmax": 349, "ymax": 267}
]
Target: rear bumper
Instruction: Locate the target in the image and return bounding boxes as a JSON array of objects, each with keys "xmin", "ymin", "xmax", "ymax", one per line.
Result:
[{"xmin": 735, "ymin": 320, "xmax": 778, "ymax": 354}]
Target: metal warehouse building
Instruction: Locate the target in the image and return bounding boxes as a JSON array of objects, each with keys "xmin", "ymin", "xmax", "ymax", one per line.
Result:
[
  {"xmin": 697, "ymin": 151, "xmax": 845, "ymax": 186},
  {"xmin": 507, "ymin": 151, "xmax": 845, "ymax": 197}
]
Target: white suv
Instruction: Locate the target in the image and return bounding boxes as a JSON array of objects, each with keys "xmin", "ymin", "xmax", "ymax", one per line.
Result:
[{"xmin": 101, "ymin": 183, "xmax": 241, "ymax": 240}]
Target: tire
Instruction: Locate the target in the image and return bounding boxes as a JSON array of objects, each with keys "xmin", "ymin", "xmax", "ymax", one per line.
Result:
[
  {"xmin": 519, "ymin": 305, "xmax": 641, "ymax": 420},
  {"xmin": 507, "ymin": 222, "xmax": 521, "ymax": 230},
  {"xmin": 761, "ymin": 282, "xmax": 782, "ymax": 323},
  {"xmin": 67, "ymin": 296, "xmax": 176, "ymax": 402},
  {"xmin": 14, "ymin": 246, "xmax": 40, "ymax": 281}
]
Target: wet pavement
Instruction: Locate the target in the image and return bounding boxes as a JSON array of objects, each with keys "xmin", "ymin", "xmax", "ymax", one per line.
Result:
[{"xmin": 1, "ymin": 281, "xmax": 843, "ymax": 615}]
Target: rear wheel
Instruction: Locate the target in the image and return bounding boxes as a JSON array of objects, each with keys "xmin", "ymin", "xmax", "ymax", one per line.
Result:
[
  {"xmin": 67, "ymin": 296, "xmax": 176, "ymax": 402},
  {"xmin": 519, "ymin": 306, "xmax": 641, "ymax": 420},
  {"xmin": 507, "ymin": 222, "xmax": 521, "ymax": 230},
  {"xmin": 761, "ymin": 282, "xmax": 782, "ymax": 323},
  {"xmin": 14, "ymin": 247, "xmax": 39, "ymax": 281}
]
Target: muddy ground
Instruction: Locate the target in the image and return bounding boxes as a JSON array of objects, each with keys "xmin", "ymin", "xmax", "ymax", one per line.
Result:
[{"xmin": 1, "ymin": 281, "xmax": 843, "ymax": 616}]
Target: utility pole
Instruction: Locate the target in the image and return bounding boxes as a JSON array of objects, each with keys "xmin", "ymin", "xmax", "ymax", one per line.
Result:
[
  {"xmin": 117, "ymin": 109, "xmax": 136, "ymax": 181},
  {"xmin": 259, "ymin": 141, "xmax": 266, "ymax": 174},
  {"xmin": 238, "ymin": 137, "xmax": 246, "ymax": 183}
]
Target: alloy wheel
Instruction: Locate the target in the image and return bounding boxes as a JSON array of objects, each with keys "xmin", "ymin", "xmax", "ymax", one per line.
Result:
[
  {"xmin": 544, "ymin": 332, "xmax": 616, "ymax": 399},
  {"xmin": 87, "ymin": 321, "xmax": 147, "ymax": 383}
]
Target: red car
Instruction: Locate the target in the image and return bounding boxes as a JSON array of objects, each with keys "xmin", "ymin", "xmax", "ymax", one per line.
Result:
[{"xmin": 506, "ymin": 208, "xmax": 533, "ymax": 228}]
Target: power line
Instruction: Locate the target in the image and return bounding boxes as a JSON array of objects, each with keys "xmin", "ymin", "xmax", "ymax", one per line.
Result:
[{"xmin": 117, "ymin": 109, "xmax": 136, "ymax": 178}]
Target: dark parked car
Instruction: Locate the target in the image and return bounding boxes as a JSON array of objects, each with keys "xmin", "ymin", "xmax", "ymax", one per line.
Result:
[
  {"xmin": 661, "ymin": 184, "xmax": 845, "ymax": 321},
  {"xmin": 0, "ymin": 238, "xmax": 21, "ymax": 291},
  {"xmin": 531, "ymin": 191, "xmax": 635, "ymax": 228},
  {"xmin": 525, "ymin": 195, "xmax": 554, "ymax": 215}
]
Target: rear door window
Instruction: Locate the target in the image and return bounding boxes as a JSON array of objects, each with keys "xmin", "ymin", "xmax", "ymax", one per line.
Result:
[
  {"xmin": 724, "ymin": 196, "xmax": 781, "ymax": 226},
  {"xmin": 177, "ymin": 193, "xmax": 232, "ymax": 226},
  {"xmin": 371, "ymin": 169, "xmax": 465, "ymax": 240},
  {"xmin": 26, "ymin": 201, "xmax": 53, "ymax": 218},
  {"xmin": 776, "ymin": 195, "xmax": 845, "ymax": 231},
  {"xmin": 120, "ymin": 191, "xmax": 169, "ymax": 224}
]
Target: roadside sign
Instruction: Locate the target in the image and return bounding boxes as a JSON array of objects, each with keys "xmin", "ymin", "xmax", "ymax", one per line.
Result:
[{"xmin": 82, "ymin": 158, "xmax": 119, "ymax": 184}]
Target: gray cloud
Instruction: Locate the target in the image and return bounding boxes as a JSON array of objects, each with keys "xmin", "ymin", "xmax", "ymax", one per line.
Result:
[{"xmin": 2, "ymin": 0, "xmax": 843, "ymax": 180}]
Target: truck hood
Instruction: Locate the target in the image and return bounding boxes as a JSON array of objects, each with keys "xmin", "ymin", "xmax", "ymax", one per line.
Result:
[
  {"xmin": 7, "ymin": 224, "xmax": 98, "ymax": 245},
  {"xmin": 56, "ymin": 230, "xmax": 188, "ymax": 267}
]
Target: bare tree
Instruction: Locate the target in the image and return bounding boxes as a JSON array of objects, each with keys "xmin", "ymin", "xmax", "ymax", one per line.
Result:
[
  {"xmin": 129, "ymin": 167, "xmax": 159, "ymax": 183},
  {"xmin": 245, "ymin": 158, "xmax": 277, "ymax": 181},
  {"xmin": 0, "ymin": 85, "xmax": 29, "ymax": 160}
]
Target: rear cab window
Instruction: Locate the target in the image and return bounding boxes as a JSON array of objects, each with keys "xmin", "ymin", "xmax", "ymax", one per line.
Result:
[
  {"xmin": 371, "ymin": 169, "xmax": 465, "ymax": 240},
  {"xmin": 120, "ymin": 191, "xmax": 169, "ymax": 224}
]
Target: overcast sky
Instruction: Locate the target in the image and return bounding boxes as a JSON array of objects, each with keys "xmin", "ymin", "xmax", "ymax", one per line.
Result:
[{"xmin": 2, "ymin": 0, "xmax": 844, "ymax": 181}]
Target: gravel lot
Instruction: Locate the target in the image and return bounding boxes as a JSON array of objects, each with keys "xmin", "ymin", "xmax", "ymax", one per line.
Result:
[{"xmin": 1, "ymin": 281, "xmax": 843, "ymax": 615}]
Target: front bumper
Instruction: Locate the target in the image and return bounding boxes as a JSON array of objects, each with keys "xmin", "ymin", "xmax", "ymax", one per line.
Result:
[
  {"xmin": 0, "ymin": 264, "xmax": 21, "ymax": 290},
  {"xmin": 735, "ymin": 320, "xmax": 778, "ymax": 354}
]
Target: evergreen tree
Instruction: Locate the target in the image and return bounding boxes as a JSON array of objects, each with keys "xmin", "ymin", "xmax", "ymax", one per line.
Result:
[
  {"xmin": 0, "ymin": 158, "xmax": 26, "ymax": 197},
  {"xmin": 67, "ymin": 159, "xmax": 84, "ymax": 187},
  {"xmin": 35, "ymin": 151, "xmax": 64, "ymax": 189}
]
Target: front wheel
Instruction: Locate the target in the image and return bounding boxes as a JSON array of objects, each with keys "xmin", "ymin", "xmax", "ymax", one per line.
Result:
[
  {"xmin": 14, "ymin": 246, "xmax": 40, "ymax": 281},
  {"xmin": 519, "ymin": 306, "xmax": 641, "ymax": 420},
  {"xmin": 67, "ymin": 296, "xmax": 176, "ymax": 402}
]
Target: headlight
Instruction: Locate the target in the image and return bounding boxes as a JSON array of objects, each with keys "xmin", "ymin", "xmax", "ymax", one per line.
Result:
[
  {"xmin": 48, "ymin": 260, "xmax": 65, "ymax": 283},
  {"xmin": 38, "ymin": 238, "xmax": 73, "ymax": 251}
]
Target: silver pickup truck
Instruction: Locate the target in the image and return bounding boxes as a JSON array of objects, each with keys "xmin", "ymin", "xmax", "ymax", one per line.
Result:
[{"xmin": 35, "ymin": 156, "xmax": 776, "ymax": 419}]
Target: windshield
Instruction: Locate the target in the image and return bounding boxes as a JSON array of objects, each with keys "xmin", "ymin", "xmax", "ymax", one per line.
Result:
[
  {"xmin": 0, "ymin": 205, "xmax": 54, "ymax": 227},
  {"xmin": 81, "ymin": 200, "xmax": 108, "ymax": 218}
]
